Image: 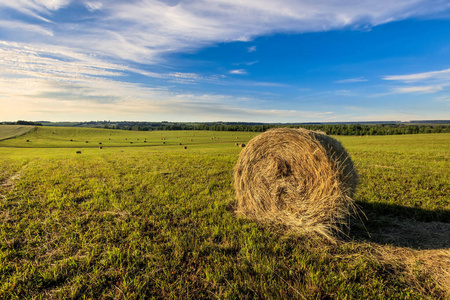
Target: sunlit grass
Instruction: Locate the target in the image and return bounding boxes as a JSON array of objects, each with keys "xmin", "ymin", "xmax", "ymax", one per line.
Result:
[
  {"xmin": 0, "ymin": 125, "xmax": 35, "ymax": 141},
  {"xmin": 0, "ymin": 128, "xmax": 448, "ymax": 299}
]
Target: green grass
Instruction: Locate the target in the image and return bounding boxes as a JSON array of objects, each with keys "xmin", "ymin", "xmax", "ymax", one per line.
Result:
[
  {"xmin": 0, "ymin": 127, "xmax": 449, "ymax": 299},
  {"xmin": 0, "ymin": 125, "xmax": 36, "ymax": 141}
]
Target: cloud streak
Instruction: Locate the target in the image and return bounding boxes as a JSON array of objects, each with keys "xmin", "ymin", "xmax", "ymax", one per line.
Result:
[
  {"xmin": 335, "ymin": 77, "xmax": 368, "ymax": 83},
  {"xmin": 229, "ymin": 69, "xmax": 248, "ymax": 75},
  {"xmin": 383, "ymin": 68, "xmax": 450, "ymax": 82},
  {"xmin": 383, "ymin": 67, "xmax": 450, "ymax": 94}
]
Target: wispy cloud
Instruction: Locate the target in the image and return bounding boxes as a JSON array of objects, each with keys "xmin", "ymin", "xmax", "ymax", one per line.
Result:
[
  {"xmin": 247, "ymin": 46, "xmax": 257, "ymax": 52},
  {"xmin": 334, "ymin": 77, "xmax": 367, "ymax": 83},
  {"xmin": 0, "ymin": 20, "xmax": 54, "ymax": 36},
  {"xmin": 85, "ymin": 1, "xmax": 102, "ymax": 11},
  {"xmin": 392, "ymin": 85, "xmax": 444, "ymax": 94},
  {"xmin": 383, "ymin": 68, "xmax": 450, "ymax": 82},
  {"xmin": 435, "ymin": 96, "xmax": 450, "ymax": 102},
  {"xmin": 233, "ymin": 60, "xmax": 258, "ymax": 66},
  {"xmin": 383, "ymin": 67, "xmax": 450, "ymax": 94},
  {"xmin": 229, "ymin": 69, "xmax": 248, "ymax": 75},
  {"xmin": 0, "ymin": 41, "xmax": 325, "ymax": 122},
  {"xmin": 2, "ymin": 0, "xmax": 449, "ymax": 64}
]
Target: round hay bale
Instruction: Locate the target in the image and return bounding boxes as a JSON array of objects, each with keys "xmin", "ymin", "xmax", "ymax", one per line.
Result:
[
  {"xmin": 184, "ymin": 146, "xmax": 187, "ymax": 149},
  {"xmin": 234, "ymin": 128, "xmax": 357, "ymax": 239}
]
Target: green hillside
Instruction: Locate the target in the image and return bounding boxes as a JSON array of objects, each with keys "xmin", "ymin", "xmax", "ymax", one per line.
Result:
[{"xmin": 0, "ymin": 125, "xmax": 36, "ymax": 141}]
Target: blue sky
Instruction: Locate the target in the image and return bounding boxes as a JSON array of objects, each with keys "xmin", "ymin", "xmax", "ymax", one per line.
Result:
[{"xmin": 1, "ymin": 1, "xmax": 450, "ymax": 122}]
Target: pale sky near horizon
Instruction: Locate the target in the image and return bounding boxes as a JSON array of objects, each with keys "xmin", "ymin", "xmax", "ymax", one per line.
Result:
[{"xmin": 1, "ymin": 0, "xmax": 450, "ymax": 123}]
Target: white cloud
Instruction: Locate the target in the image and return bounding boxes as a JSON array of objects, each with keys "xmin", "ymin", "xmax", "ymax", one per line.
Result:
[
  {"xmin": 0, "ymin": 0, "xmax": 70, "ymax": 18},
  {"xmin": 0, "ymin": 20, "xmax": 54, "ymax": 36},
  {"xmin": 0, "ymin": 41, "xmax": 323, "ymax": 122},
  {"xmin": 383, "ymin": 68, "xmax": 450, "ymax": 82},
  {"xmin": 85, "ymin": 1, "xmax": 102, "ymax": 11},
  {"xmin": 435, "ymin": 96, "xmax": 450, "ymax": 102},
  {"xmin": 383, "ymin": 67, "xmax": 450, "ymax": 94},
  {"xmin": 229, "ymin": 69, "xmax": 248, "ymax": 75},
  {"xmin": 393, "ymin": 85, "xmax": 444, "ymax": 94},
  {"xmin": 2, "ymin": 0, "xmax": 450, "ymax": 63},
  {"xmin": 247, "ymin": 46, "xmax": 257, "ymax": 52}
]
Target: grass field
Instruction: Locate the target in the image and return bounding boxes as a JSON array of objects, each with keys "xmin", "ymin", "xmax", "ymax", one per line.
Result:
[
  {"xmin": 0, "ymin": 126, "xmax": 449, "ymax": 299},
  {"xmin": 0, "ymin": 125, "xmax": 36, "ymax": 141}
]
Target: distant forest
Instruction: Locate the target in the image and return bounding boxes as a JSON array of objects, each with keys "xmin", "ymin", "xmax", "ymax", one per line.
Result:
[{"xmin": 2, "ymin": 120, "xmax": 450, "ymax": 136}]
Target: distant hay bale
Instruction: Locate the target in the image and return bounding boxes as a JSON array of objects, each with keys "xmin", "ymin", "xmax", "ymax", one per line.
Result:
[
  {"xmin": 76, "ymin": 151, "xmax": 81, "ymax": 154},
  {"xmin": 99, "ymin": 147, "xmax": 102, "ymax": 149},
  {"xmin": 234, "ymin": 128, "xmax": 358, "ymax": 240},
  {"xmin": 239, "ymin": 143, "xmax": 246, "ymax": 148},
  {"xmin": 184, "ymin": 146, "xmax": 187, "ymax": 149},
  {"xmin": 235, "ymin": 143, "xmax": 239, "ymax": 146}
]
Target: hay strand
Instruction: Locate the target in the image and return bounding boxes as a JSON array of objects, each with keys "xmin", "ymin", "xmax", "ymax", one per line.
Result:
[{"xmin": 234, "ymin": 128, "xmax": 358, "ymax": 240}]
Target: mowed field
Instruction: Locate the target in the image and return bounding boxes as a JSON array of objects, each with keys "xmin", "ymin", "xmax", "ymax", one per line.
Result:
[
  {"xmin": 0, "ymin": 125, "xmax": 36, "ymax": 141},
  {"xmin": 0, "ymin": 126, "xmax": 449, "ymax": 299}
]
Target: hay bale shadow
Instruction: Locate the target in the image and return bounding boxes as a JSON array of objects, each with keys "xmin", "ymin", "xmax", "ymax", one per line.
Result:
[{"xmin": 350, "ymin": 201, "xmax": 450, "ymax": 250}]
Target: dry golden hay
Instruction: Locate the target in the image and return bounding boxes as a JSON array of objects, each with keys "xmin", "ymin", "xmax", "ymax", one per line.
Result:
[{"xmin": 234, "ymin": 128, "xmax": 358, "ymax": 240}]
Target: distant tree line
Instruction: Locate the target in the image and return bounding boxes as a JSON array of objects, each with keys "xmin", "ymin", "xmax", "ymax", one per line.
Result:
[
  {"xmin": 3, "ymin": 120, "xmax": 449, "ymax": 135},
  {"xmin": 100, "ymin": 121, "xmax": 450, "ymax": 135},
  {"xmin": 298, "ymin": 124, "xmax": 450, "ymax": 135},
  {"xmin": 2, "ymin": 120, "xmax": 43, "ymax": 126}
]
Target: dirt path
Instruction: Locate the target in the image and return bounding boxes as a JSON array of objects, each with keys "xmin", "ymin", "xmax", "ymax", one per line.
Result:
[{"xmin": 0, "ymin": 168, "xmax": 25, "ymax": 199}]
